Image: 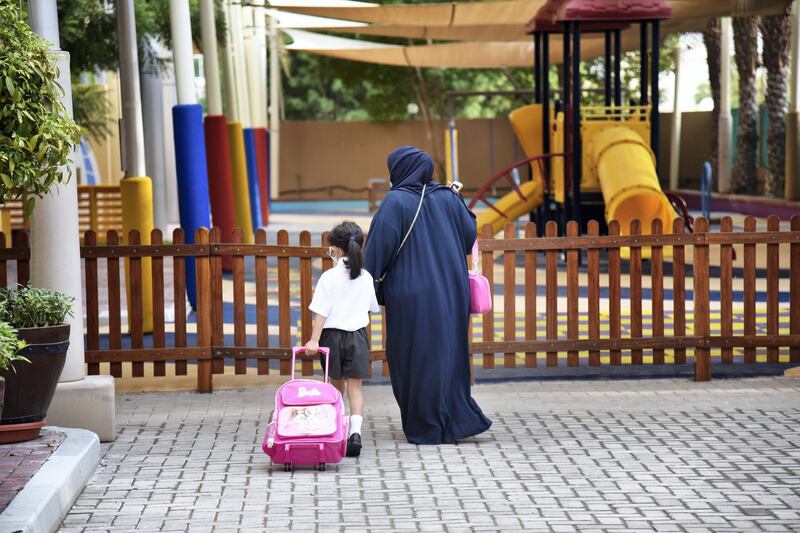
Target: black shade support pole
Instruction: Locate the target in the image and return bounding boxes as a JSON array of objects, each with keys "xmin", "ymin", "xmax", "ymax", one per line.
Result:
[
  {"xmin": 613, "ymin": 29, "xmax": 622, "ymax": 106},
  {"xmin": 640, "ymin": 21, "xmax": 649, "ymax": 106},
  {"xmin": 534, "ymin": 32, "xmax": 542, "ymax": 103},
  {"xmin": 562, "ymin": 21, "xmax": 572, "ymax": 228},
  {"xmin": 604, "ymin": 30, "xmax": 612, "ymax": 106},
  {"xmin": 542, "ymin": 32, "xmax": 552, "ymax": 233},
  {"xmin": 651, "ymin": 19, "xmax": 661, "ymax": 177},
  {"xmin": 542, "ymin": 32, "xmax": 551, "ymax": 168},
  {"xmin": 572, "ymin": 21, "xmax": 582, "ymax": 228}
]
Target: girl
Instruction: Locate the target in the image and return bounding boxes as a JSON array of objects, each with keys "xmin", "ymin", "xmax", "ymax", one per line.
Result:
[{"xmin": 305, "ymin": 221, "xmax": 380, "ymax": 457}]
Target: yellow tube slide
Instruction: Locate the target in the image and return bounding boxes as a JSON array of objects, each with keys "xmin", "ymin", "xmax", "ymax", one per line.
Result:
[
  {"xmin": 589, "ymin": 127, "xmax": 675, "ymax": 257},
  {"xmin": 476, "ymin": 104, "xmax": 545, "ymax": 234}
]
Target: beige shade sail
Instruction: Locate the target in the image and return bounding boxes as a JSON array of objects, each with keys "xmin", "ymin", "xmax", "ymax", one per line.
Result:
[
  {"xmin": 285, "ymin": 28, "xmax": 647, "ymax": 68},
  {"xmin": 272, "ymin": 0, "xmax": 546, "ymax": 27},
  {"xmin": 273, "ymin": 0, "xmax": 789, "ymax": 28}
]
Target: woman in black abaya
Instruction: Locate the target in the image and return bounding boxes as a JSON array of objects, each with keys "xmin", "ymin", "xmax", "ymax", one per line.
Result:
[{"xmin": 364, "ymin": 146, "xmax": 491, "ymax": 445}]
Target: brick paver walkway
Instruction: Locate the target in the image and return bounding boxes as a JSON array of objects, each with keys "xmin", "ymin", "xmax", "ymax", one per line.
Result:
[
  {"xmin": 61, "ymin": 378, "xmax": 800, "ymax": 532},
  {"xmin": 0, "ymin": 429, "xmax": 64, "ymax": 513}
]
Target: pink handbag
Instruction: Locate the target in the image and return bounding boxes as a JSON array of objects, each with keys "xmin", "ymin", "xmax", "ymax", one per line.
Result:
[{"xmin": 469, "ymin": 241, "xmax": 492, "ymax": 314}]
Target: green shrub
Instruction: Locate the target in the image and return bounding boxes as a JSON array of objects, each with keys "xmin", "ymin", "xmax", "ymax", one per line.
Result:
[
  {"xmin": 0, "ymin": 285, "xmax": 74, "ymax": 328},
  {"xmin": 0, "ymin": 321, "xmax": 28, "ymax": 373},
  {"xmin": 0, "ymin": 1, "xmax": 81, "ymax": 214}
]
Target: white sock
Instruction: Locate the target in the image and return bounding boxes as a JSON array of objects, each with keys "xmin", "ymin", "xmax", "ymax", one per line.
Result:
[{"xmin": 349, "ymin": 415, "xmax": 363, "ymax": 436}]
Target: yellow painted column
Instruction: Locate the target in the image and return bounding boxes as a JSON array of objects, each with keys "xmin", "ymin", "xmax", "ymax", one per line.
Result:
[
  {"xmin": 0, "ymin": 208, "xmax": 10, "ymax": 247},
  {"xmin": 120, "ymin": 177, "xmax": 154, "ymax": 332},
  {"xmin": 227, "ymin": 121, "xmax": 254, "ymax": 243}
]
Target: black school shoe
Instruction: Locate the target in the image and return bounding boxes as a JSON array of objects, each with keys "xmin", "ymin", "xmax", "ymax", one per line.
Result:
[{"xmin": 346, "ymin": 433, "xmax": 362, "ymax": 457}]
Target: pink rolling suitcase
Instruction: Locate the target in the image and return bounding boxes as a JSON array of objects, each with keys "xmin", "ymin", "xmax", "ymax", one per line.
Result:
[{"xmin": 262, "ymin": 347, "xmax": 348, "ymax": 471}]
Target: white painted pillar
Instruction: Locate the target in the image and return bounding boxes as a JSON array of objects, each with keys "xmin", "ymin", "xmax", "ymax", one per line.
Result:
[
  {"xmin": 170, "ymin": 0, "xmax": 197, "ymax": 105},
  {"xmin": 718, "ymin": 17, "xmax": 733, "ymax": 194},
  {"xmin": 161, "ymin": 65, "xmax": 181, "ymax": 227},
  {"xmin": 669, "ymin": 45, "xmax": 683, "ymax": 191},
  {"xmin": 786, "ymin": 0, "xmax": 800, "ymax": 200},
  {"xmin": 229, "ymin": 1, "xmax": 251, "ymax": 127},
  {"xmin": 254, "ymin": 3, "xmax": 268, "ymax": 126},
  {"xmin": 269, "ymin": 17, "xmax": 281, "ymax": 198},
  {"xmin": 27, "ymin": 0, "xmax": 85, "ymax": 383},
  {"xmin": 221, "ymin": 1, "xmax": 239, "ymax": 121},
  {"xmin": 200, "ymin": 0, "xmax": 223, "ymax": 116},
  {"xmin": 117, "ymin": 0, "xmax": 146, "ymax": 177},
  {"xmin": 141, "ymin": 44, "xmax": 168, "ymax": 231},
  {"xmin": 244, "ymin": 5, "xmax": 264, "ymax": 127}
]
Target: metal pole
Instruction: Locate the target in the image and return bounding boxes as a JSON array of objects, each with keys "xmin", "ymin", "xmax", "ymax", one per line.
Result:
[
  {"xmin": 604, "ymin": 30, "xmax": 612, "ymax": 106},
  {"xmin": 572, "ymin": 21, "xmax": 582, "ymax": 226},
  {"xmin": 542, "ymin": 32, "xmax": 551, "ymax": 167},
  {"xmin": 534, "ymin": 32, "xmax": 542, "ymax": 103},
  {"xmin": 117, "ymin": 0, "xmax": 147, "ymax": 177},
  {"xmin": 669, "ymin": 45, "xmax": 683, "ymax": 190},
  {"xmin": 269, "ymin": 16, "xmax": 281, "ymax": 199},
  {"xmin": 563, "ymin": 22, "xmax": 572, "ymax": 225},
  {"xmin": 613, "ymin": 29, "xmax": 622, "ymax": 106},
  {"xmin": 640, "ymin": 22, "xmax": 649, "ymax": 106},
  {"xmin": 200, "ymin": 0, "xmax": 223, "ymax": 115},
  {"xmin": 651, "ymin": 19, "xmax": 660, "ymax": 176},
  {"xmin": 27, "ymin": 0, "xmax": 85, "ymax": 383},
  {"xmin": 719, "ymin": 17, "xmax": 733, "ymax": 193},
  {"xmin": 786, "ymin": 1, "xmax": 800, "ymax": 199}
]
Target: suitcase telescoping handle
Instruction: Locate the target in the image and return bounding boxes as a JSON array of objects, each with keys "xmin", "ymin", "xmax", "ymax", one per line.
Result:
[{"xmin": 291, "ymin": 346, "xmax": 330, "ymax": 382}]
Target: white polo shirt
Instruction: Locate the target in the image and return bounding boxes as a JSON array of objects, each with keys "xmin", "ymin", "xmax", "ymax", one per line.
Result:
[{"xmin": 309, "ymin": 258, "xmax": 381, "ymax": 331}]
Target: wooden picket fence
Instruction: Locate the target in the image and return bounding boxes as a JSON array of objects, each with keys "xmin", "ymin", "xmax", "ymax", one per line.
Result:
[{"xmin": 0, "ymin": 214, "xmax": 798, "ymax": 392}]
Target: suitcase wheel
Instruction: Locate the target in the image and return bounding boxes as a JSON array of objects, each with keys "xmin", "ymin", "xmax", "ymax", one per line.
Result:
[{"xmin": 318, "ymin": 463, "xmax": 326, "ymax": 472}]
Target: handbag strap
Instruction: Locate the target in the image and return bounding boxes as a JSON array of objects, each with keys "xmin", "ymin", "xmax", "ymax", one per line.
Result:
[
  {"xmin": 376, "ymin": 183, "xmax": 426, "ymax": 282},
  {"xmin": 471, "ymin": 239, "xmax": 479, "ymax": 271}
]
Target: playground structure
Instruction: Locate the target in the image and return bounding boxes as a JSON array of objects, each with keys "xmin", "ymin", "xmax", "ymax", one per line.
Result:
[{"xmin": 466, "ymin": 3, "xmax": 680, "ymax": 247}]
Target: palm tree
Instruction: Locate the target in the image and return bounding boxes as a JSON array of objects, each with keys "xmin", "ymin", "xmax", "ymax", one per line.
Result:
[
  {"xmin": 703, "ymin": 18, "xmax": 721, "ymax": 186},
  {"xmin": 731, "ymin": 17, "xmax": 760, "ymax": 195},
  {"xmin": 759, "ymin": 7, "xmax": 792, "ymax": 197}
]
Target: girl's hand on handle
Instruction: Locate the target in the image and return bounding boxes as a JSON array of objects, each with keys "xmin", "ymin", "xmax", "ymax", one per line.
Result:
[{"xmin": 305, "ymin": 339, "xmax": 319, "ymax": 355}]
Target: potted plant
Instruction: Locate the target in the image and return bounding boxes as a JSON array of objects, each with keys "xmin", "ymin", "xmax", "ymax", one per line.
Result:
[
  {"xmin": 0, "ymin": 318, "xmax": 28, "ymax": 421},
  {"xmin": 0, "ymin": 286, "xmax": 73, "ymax": 443}
]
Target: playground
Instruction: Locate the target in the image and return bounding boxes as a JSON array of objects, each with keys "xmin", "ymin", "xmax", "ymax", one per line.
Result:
[{"xmin": 1, "ymin": 0, "xmax": 800, "ymax": 531}]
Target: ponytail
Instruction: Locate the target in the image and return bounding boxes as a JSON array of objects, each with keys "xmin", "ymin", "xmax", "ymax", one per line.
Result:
[
  {"xmin": 328, "ymin": 221, "xmax": 365, "ymax": 280},
  {"xmin": 346, "ymin": 239, "xmax": 363, "ymax": 280}
]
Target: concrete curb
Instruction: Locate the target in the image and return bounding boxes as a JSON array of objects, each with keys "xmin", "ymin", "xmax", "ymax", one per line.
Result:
[{"xmin": 0, "ymin": 427, "xmax": 100, "ymax": 533}]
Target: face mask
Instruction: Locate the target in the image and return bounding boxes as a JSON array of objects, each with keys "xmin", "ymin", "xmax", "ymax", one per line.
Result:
[{"xmin": 328, "ymin": 247, "xmax": 337, "ymax": 261}]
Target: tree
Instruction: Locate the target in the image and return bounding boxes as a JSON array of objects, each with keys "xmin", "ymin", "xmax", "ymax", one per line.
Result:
[
  {"xmin": 731, "ymin": 17, "xmax": 760, "ymax": 195},
  {"xmin": 703, "ymin": 19, "xmax": 721, "ymax": 186},
  {"xmin": 759, "ymin": 7, "xmax": 792, "ymax": 197},
  {"xmin": 0, "ymin": 2, "xmax": 81, "ymax": 212}
]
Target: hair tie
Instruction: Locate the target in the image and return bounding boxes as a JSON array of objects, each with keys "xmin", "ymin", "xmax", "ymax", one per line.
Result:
[{"xmin": 349, "ymin": 236, "xmax": 356, "ymax": 242}]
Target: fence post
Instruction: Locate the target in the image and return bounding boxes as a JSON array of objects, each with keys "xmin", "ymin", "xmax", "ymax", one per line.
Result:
[
  {"xmin": 503, "ymin": 223, "xmax": 516, "ymax": 368},
  {"xmin": 791, "ymin": 215, "xmax": 800, "ymax": 363},
  {"xmin": 481, "ymin": 224, "xmax": 495, "ymax": 369},
  {"xmin": 195, "ymin": 228, "xmax": 213, "ymax": 392},
  {"xmin": 693, "ymin": 217, "xmax": 711, "ymax": 381}
]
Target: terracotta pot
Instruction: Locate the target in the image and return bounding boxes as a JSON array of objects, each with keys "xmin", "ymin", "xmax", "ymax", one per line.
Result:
[{"xmin": 0, "ymin": 324, "xmax": 69, "ymax": 426}]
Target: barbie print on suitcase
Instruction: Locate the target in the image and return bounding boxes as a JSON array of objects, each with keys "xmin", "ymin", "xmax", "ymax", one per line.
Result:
[{"xmin": 262, "ymin": 347, "xmax": 349, "ymax": 471}]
